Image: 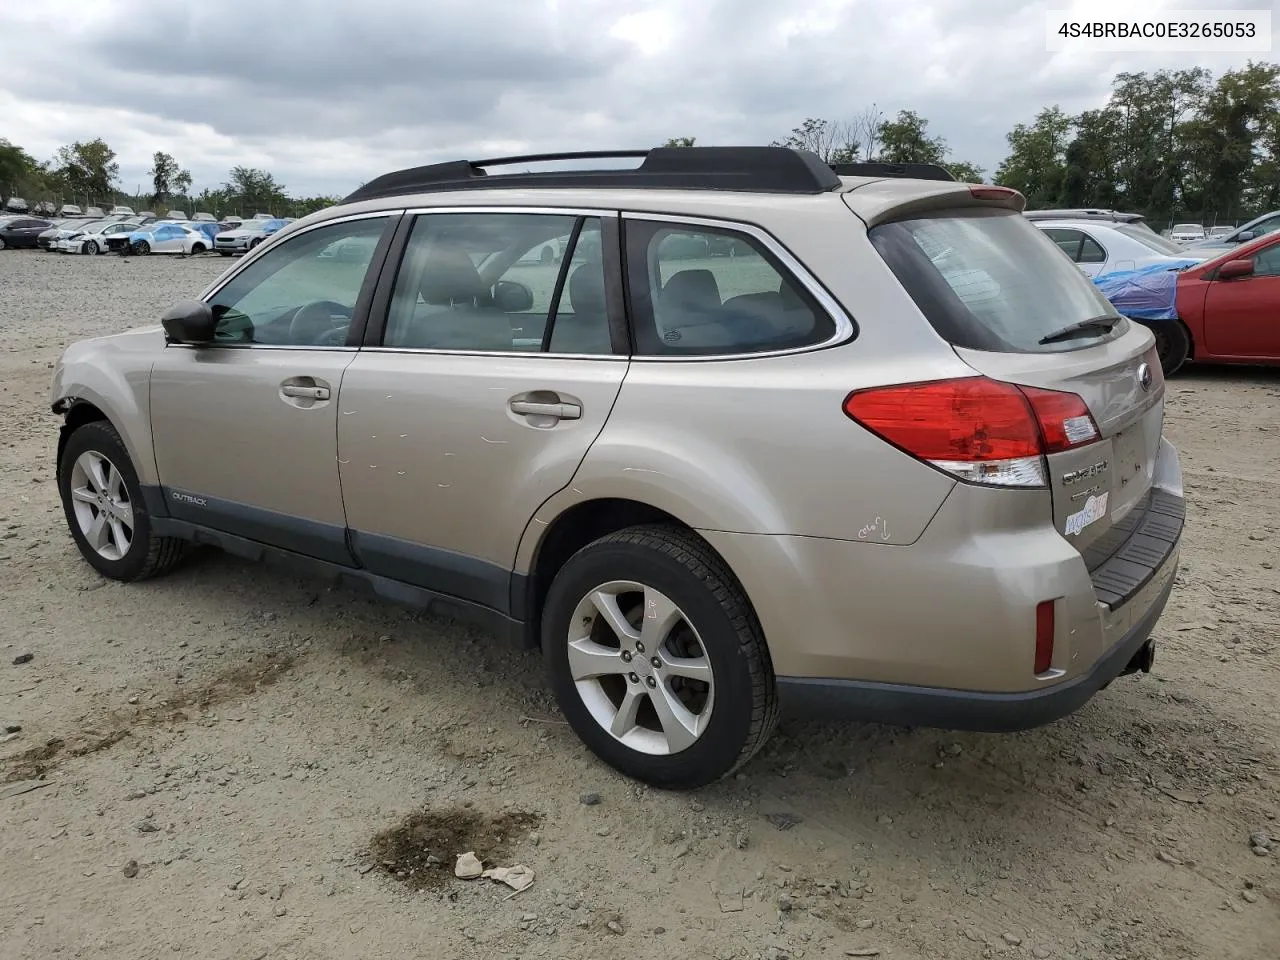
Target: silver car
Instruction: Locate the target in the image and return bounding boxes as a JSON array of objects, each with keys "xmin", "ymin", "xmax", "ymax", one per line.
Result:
[{"xmin": 50, "ymin": 148, "xmax": 1183, "ymax": 787}]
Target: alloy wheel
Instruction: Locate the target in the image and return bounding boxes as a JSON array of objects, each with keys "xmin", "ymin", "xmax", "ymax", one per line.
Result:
[
  {"xmin": 566, "ymin": 580, "xmax": 715, "ymax": 755},
  {"xmin": 68, "ymin": 450, "xmax": 134, "ymax": 561}
]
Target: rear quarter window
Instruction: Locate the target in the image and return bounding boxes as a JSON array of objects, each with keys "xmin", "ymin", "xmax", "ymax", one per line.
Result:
[
  {"xmin": 869, "ymin": 208, "xmax": 1125, "ymax": 354},
  {"xmin": 623, "ymin": 219, "xmax": 837, "ymax": 356}
]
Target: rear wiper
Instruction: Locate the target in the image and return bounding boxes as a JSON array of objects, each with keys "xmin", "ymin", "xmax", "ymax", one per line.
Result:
[{"xmin": 1038, "ymin": 316, "xmax": 1119, "ymax": 345}]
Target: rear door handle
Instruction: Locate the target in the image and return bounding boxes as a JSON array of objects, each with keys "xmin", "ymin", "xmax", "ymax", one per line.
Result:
[
  {"xmin": 282, "ymin": 384, "xmax": 330, "ymax": 400},
  {"xmin": 509, "ymin": 399, "xmax": 581, "ymax": 419}
]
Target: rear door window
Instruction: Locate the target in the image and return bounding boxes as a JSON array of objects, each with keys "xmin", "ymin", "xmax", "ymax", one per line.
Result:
[{"xmin": 870, "ymin": 208, "xmax": 1125, "ymax": 354}]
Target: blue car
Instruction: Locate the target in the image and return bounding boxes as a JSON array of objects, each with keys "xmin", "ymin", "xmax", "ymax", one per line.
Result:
[{"xmin": 119, "ymin": 221, "xmax": 213, "ymax": 256}]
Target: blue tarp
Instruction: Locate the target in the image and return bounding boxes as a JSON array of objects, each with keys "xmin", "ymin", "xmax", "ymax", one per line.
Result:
[{"xmin": 1091, "ymin": 260, "xmax": 1200, "ymax": 321}]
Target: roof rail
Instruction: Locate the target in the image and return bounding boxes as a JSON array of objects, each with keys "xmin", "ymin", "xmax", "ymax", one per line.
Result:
[
  {"xmin": 342, "ymin": 147, "xmax": 843, "ymax": 203},
  {"xmin": 829, "ymin": 161, "xmax": 957, "ymax": 182}
]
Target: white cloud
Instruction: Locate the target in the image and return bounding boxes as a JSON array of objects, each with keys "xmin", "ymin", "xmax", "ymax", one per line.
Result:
[{"xmin": 0, "ymin": 0, "xmax": 1273, "ymax": 195}]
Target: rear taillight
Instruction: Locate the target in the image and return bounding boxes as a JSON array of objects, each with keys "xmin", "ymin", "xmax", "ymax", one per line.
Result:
[{"xmin": 843, "ymin": 376, "xmax": 1100, "ymax": 487}]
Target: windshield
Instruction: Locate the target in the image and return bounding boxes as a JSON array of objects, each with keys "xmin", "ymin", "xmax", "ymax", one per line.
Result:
[
  {"xmin": 869, "ymin": 207, "xmax": 1123, "ymax": 354},
  {"xmin": 1115, "ymin": 225, "xmax": 1187, "ymax": 256},
  {"xmin": 1172, "ymin": 224, "xmax": 1202, "ymax": 233},
  {"xmin": 240, "ymin": 220, "xmax": 269, "ymax": 232},
  {"xmin": 76, "ymin": 220, "xmax": 113, "ymax": 233}
]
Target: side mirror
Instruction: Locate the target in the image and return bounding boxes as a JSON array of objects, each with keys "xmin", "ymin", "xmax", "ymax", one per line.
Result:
[
  {"xmin": 1237, "ymin": 231, "xmax": 1256, "ymax": 242},
  {"xmin": 493, "ymin": 279, "xmax": 534, "ymax": 312},
  {"xmin": 161, "ymin": 299, "xmax": 216, "ymax": 343},
  {"xmin": 1218, "ymin": 258, "xmax": 1254, "ymax": 280}
]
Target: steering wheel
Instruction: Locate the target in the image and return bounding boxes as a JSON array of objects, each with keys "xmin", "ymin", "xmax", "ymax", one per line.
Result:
[{"xmin": 289, "ymin": 300, "xmax": 353, "ymax": 346}]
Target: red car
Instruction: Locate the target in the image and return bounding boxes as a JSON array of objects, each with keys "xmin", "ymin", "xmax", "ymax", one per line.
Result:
[{"xmin": 1149, "ymin": 230, "xmax": 1280, "ymax": 374}]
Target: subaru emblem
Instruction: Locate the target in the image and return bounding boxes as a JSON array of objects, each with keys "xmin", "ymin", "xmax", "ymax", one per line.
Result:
[{"xmin": 1137, "ymin": 362, "xmax": 1153, "ymax": 392}]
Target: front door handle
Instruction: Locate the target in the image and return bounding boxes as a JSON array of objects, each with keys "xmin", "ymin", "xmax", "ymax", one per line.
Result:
[
  {"xmin": 509, "ymin": 399, "xmax": 581, "ymax": 420},
  {"xmin": 282, "ymin": 384, "xmax": 330, "ymax": 400}
]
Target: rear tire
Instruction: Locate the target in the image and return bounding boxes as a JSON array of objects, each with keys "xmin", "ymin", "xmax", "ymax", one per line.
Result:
[
  {"xmin": 1142, "ymin": 319, "xmax": 1191, "ymax": 377},
  {"xmin": 541, "ymin": 524, "xmax": 778, "ymax": 789},
  {"xmin": 191, "ymin": 243, "xmax": 205, "ymax": 254},
  {"xmin": 58, "ymin": 421, "xmax": 188, "ymax": 582}
]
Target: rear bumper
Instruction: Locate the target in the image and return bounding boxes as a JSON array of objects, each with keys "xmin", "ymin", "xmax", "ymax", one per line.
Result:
[
  {"xmin": 700, "ymin": 435, "xmax": 1184, "ymax": 730},
  {"xmin": 776, "ymin": 559, "xmax": 1175, "ymax": 731}
]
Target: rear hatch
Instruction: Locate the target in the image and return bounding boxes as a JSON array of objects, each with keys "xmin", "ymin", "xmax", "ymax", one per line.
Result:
[{"xmin": 861, "ymin": 199, "xmax": 1167, "ymax": 580}]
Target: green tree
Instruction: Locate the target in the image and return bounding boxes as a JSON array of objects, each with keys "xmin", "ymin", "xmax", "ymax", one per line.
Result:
[
  {"xmin": 149, "ymin": 151, "xmax": 192, "ymax": 208},
  {"xmin": 994, "ymin": 106, "xmax": 1072, "ymax": 206},
  {"xmin": 52, "ymin": 138, "xmax": 119, "ymax": 203},
  {"xmin": 223, "ymin": 166, "xmax": 290, "ymax": 216},
  {"xmin": 876, "ymin": 110, "xmax": 947, "ymax": 164},
  {"xmin": 662, "ymin": 136, "xmax": 697, "ymax": 147},
  {"xmin": 946, "ymin": 161, "xmax": 985, "ymax": 184},
  {"xmin": 1182, "ymin": 62, "xmax": 1280, "ymax": 219},
  {"xmin": 772, "ymin": 117, "xmax": 858, "ymax": 163},
  {"xmin": 291, "ymin": 195, "xmax": 342, "ymax": 217}
]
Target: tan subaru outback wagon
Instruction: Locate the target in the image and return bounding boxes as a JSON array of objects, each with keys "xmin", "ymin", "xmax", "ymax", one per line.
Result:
[{"xmin": 51, "ymin": 148, "xmax": 1184, "ymax": 788}]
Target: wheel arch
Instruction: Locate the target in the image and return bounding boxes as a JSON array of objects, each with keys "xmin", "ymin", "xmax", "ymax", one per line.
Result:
[
  {"xmin": 516, "ymin": 496, "xmax": 755, "ymax": 648},
  {"xmin": 51, "ymin": 349, "xmax": 160, "ymax": 488}
]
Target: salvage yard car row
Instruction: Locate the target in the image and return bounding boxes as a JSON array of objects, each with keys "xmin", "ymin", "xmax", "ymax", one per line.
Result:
[{"xmin": 0, "ymin": 211, "xmax": 292, "ymax": 257}]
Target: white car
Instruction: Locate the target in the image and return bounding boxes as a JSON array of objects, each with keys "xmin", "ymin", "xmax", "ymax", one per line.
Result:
[
  {"xmin": 124, "ymin": 221, "xmax": 213, "ymax": 255},
  {"xmin": 110, "ymin": 205, "xmax": 136, "ymax": 217},
  {"xmin": 1169, "ymin": 223, "xmax": 1206, "ymax": 244},
  {"xmin": 164, "ymin": 209, "xmax": 189, "ymax": 220},
  {"xmin": 50, "ymin": 219, "xmax": 109, "ymax": 251},
  {"xmin": 1032, "ymin": 218, "xmax": 1204, "ymax": 278},
  {"xmin": 60, "ymin": 220, "xmax": 142, "ymax": 255},
  {"xmin": 57, "ymin": 204, "xmax": 83, "ymax": 217}
]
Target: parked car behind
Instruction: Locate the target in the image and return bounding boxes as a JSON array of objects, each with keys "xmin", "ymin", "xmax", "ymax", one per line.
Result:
[
  {"xmin": 36, "ymin": 219, "xmax": 85, "ymax": 250},
  {"xmin": 110, "ymin": 205, "xmax": 137, "ymax": 217},
  {"xmin": 52, "ymin": 219, "xmax": 112, "ymax": 252},
  {"xmin": 192, "ymin": 212, "xmax": 217, "ymax": 222},
  {"xmin": 1142, "ymin": 228, "xmax": 1280, "ymax": 374},
  {"xmin": 1183, "ymin": 209, "xmax": 1280, "ymax": 259},
  {"xmin": 1033, "ymin": 218, "xmax": 1204, "ymax": 278},
  {"xmin": 47, "ymin": 147, "xmax": 1184, "ymax": 788},
  {"xmin": 0, "ymin": 216, "xmax": 54, "ymax": 249},
  {"xmin": 57, "ymin": 204, "xmax": 83, "ymax": 217},
  {"xmin": 61, "ymin": 220, "xmax": 143, "ymax": 255},
  {"xmin": 1169, "ymin": 223, "xmax": 1206, "ymax": 244},
  {"xmin": 185, "ymin": 220, "xmax": 220, "ymax": 245},
  {"xmin": 1207, "ymin": 226, "xmax": 1234, "ymax": 239},
  {"xmin": 212, "ymin": 217, "xmax": 287, "ymax": 255},
  {"xmin": 122, "ymin": 221, "xmax": 214, "ymax": 255},
  {"xmin": 4, "ymin": 196, "xmax": 29, "ymax": 213}
]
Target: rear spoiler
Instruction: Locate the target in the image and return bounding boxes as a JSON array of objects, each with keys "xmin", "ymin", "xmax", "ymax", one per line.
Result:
[
  {"xmin": 843, "ymin": 181, "xmax": 1026, "ymax": 227},
  {"xmin": 830, "ymin": 161, "xmax": 956, "ymax": 182}
]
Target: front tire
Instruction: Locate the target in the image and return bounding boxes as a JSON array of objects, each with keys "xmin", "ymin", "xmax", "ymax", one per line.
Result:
[
  {"xmin": 58, "ymin": 421, "xmax": 187, "ymax": 582},
  {"xmin": 84, "ymin": 240, "xmax": 99, "ymax": 255},
  {"xmin": 1141, "ymin": 319, "xmax": 1191, "ymax": 377},
  {"xmin": 133, "ymin": 240, "xmax": 150, "ymax": 255},
  {"xmin": 541, "ymin": 524, "xmax": 778, "ymax": 789}
]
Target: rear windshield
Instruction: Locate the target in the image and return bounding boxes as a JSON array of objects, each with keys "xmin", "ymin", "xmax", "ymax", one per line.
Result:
[
  {"xmin": 869, "ymin": 208, "xmax": 1124, "ymax": 354},
  {"xmin": 1116, "ymin": 224, "xmax": 1187, "ymax": 256}
]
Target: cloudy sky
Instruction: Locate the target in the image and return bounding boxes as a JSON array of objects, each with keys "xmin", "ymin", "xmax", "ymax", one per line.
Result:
[{"xmin": 0, "ymin": 0, "xmax": 1274, "ymax": 198}]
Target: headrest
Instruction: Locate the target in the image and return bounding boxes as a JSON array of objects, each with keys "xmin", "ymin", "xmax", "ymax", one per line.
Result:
[
  {"xmin": 661, "ymin": 269, "xmax": 721, "ymax": 310},
  {"xmin": 568, "ymin": 262, "xmax": 605, "ymax": 314},
  {"xmin": 420, "ymin": 247, "xmax": 489, "ymax": 305}
]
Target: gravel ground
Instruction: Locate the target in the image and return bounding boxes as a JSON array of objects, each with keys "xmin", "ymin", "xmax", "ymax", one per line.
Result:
[{"xmin": 1, "ymin": 248, "xmax": 1278, "ymax": 960}]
